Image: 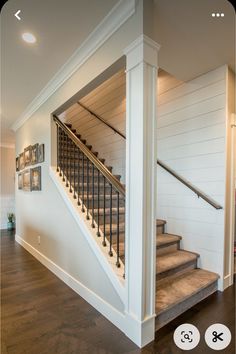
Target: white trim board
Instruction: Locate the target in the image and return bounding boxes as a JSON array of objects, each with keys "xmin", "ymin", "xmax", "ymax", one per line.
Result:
[
  {"xmin": 15, "ymin": 234, "xmax": 126, "ymax": 334},
  {"xmin": 11, "ymin": 0, "xmax": 135, "ymax": 132}
]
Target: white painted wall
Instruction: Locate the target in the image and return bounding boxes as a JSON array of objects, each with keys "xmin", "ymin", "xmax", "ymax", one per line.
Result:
[
  {"xmin": 14, "ymin": 0, "xmax": 142, "ymax": 337},
  {"xmin": 0, "ymin": 146, "xmax": 15, "ymax": 229},
  {"xmin": 156, "ymin": 66, "xmax": 228, "ymax": 289}
]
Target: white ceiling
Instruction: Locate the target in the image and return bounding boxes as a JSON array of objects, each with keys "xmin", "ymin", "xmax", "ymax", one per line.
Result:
[
  {"xmin": 154, "ymin": 0, "xmax": 235, "ymax": 80},
  {"xmin": 1, "ymin": 0, "xmax": 235, "ymax": 145},
  {"xmin": 1, "ymin": 0, "xmax": 119, "ymax": 144}
]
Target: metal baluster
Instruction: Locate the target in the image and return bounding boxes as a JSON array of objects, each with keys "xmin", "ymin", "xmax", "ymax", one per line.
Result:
[
  {"xmin": 86, "ymin": 157, "xmax": 90, "ymax": 220},
  {"xmin": 97, "ymin": 170, "xmax": 100, "ymax": 236},
  {"xmin": 91, "ymin": 165, "xmax": 95, "ymax": 228},
  {"xmin": 69, "ymin": 139, "xmax": 72, "ymax": 193},
  {"xmin": 56, "ymin": 124, "xmax": 59, "ymax": 172},
  {"xmin": 116, "ymin": 191, "xmax": 120, "ymax": 267},
  {"xmin": 62, "ymin": 131, "xmax": 65, "ymax": 182},
  {"xmin": 73, "ymin": 143, "xmax": 76, "ymax": 199},
  {"xmin": 102, "ymin": 176, "xmax": 106, "ymax": 247},
  {"xmin": 109, "ymin": 184, "xmax": 113, "ymax": 256},
  {"xmin": 66, "ymin": 135, "xmax": 69, "ymax": 187},
  {"xmin": 59, "ymin": 127, "xmax": 62, "ymax": 177},
  {"xmin": 82, "ymin": 153, "xmax": 85, "ymax": 212},
  {"xmin": 77, "ymin": 148, "xmax": 81, "ymax": 206}
]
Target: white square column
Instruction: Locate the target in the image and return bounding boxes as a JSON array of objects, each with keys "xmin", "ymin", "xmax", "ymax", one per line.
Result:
[{"xmin": 124, "ymin": 35, "xmax": 160, "ymax": 347}]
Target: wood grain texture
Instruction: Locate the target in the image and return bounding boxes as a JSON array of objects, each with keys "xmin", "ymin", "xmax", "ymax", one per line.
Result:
[{"xmin": 1, "ymin": 230, "xmax": 235, "ymax": 354}]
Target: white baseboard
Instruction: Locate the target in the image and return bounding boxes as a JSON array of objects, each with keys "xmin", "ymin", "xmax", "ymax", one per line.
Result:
[
  {"xmin": 223, "ymin": 274, "xmax": 233, "ymax": 290},
  {"xmin": 15, "ymin": 234, "xmax": 126, "ymax": 334}
]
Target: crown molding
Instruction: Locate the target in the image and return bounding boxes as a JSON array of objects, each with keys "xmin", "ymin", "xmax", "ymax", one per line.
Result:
[{"xmin": 11, "ymin": 0, "xmax": 135, "ymax": 132}]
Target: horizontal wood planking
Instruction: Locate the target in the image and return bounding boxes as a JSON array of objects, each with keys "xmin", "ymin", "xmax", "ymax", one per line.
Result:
[
  {"xmin": 60, "ymin": 70, "xmax": 184, "ymax": 182},
  {"xmin": 61, "ymin": 69, "xmax": 182, "ymax": 183},
  {"xmin": 156, "ymin": 66, "xmax": 227, "ymax": 282},
  {"xmin": 63, "ymin": 70, "xmax": 126, "ymax": 182},
  {"xmin": 158, "ymin": 66, "xmax": 225, "ymax": 106},
  {"xmin": 158, "ymin": 69, "xmax": 183, "ymax": 95}
]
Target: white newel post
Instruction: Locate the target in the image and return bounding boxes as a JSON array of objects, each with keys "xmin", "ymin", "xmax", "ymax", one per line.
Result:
[{"xmin": 124, "ymin": 35, "xmax": 160, "ymax": 347}]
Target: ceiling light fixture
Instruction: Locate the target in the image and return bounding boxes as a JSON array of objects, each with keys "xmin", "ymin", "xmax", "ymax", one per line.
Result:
[{"xmin": 22, "ymin": 32, "xmax": 36, "ymax": 44}]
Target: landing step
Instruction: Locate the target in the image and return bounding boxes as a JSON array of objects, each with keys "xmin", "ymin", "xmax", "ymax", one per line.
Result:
[
  {"xmin": 156, "ymin": 250, "xmax": 199, "ymax": 280},
  {"xmin": 155, "ymin": 269, "xmax": 219, "ymax": 330}
]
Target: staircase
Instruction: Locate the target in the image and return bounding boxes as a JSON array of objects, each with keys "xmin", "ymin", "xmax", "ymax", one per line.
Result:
[
  {"xmin": 54, "ymin": 117, "xmax": 219, "ymax": 332},
  {"xmin": 155, "ymin": 220, "xmax": 219, "ymax": 329}
]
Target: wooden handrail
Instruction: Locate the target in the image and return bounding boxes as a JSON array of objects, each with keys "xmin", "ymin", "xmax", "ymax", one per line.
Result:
[
  {"xmin": 53, "ymin": 115, "xmax": 125, "ymax": 197},
  {"xmin": 77, "ymin": 101, "xmax": 126, "ymax": 139},
  {"xmin": 157, "ymin": 159, "xmax": 223, "ymax": 210},
  {"xmin": 63, "ymin": 103, "xmax": 222, "ymax": 210}
]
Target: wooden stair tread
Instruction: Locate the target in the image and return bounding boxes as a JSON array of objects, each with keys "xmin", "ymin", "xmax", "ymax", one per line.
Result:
[
  {"xmin": 156, "ymin": 250, "xmax": 199, "ymax": 274},
  {"xmin": 156, "ymin": 234, "xmax": 182, "ymax": 247},
  {"xmin": 156, "ymin": 219, "xmax": 166, "ymax": 226},
  {"xmin": 156, "ymin": 268, "xmax": 219, "ymax": 315},
  {"xmin": 82, "ymin": 193, "xmax": 122, "ymax": 200},
  {"xmin": 93, "ymin": 207, "xmax": 125, "ymax": 215},
  {"xmin": 104, "ymin": 223, "xmax": 125, "ymax": 233}
]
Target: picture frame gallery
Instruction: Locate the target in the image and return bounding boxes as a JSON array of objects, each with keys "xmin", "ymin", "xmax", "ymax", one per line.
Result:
[{"xmin": 16, "ymin": 144, "xmax": 44, "ymax": 191}]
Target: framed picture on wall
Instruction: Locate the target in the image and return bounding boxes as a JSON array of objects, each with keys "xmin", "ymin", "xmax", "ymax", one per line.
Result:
[
  {"xmin": 31, "ymin": 166, "xmax": 41, "ymax": 191},
  {"xmin": 24, "ymin": 146, "xmax": 32, "ymax": 167},
  {"xmin": 38, "ymin": 144, "xmax": 44, "ymax": 163},
  {"xmin": 19, "ymin": 153, "xmax": 25, "ymax": 170},
  {"xmin": 16, "ymin": 157, "xmax": 19, "ymax": 172},
  {"xmin": 23, "ymin": 169, "xmax": 31, "ymax": 191},
  {"xmin": 18, "ymin": 173, "xmax": 23, "ymax": 190},
  {"xmin": 31, "ymin": 144, "xmax": 39, "ymax": 165}
]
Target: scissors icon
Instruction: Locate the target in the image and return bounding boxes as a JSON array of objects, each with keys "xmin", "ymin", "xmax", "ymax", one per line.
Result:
[{"xmin": 212, "ymin": 331, "xmax": 224, "ymax": 342}]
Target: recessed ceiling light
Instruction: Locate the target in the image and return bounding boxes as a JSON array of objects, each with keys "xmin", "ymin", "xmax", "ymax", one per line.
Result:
[{"xmin": 22, "ymin": 32, "xmax": 36, "ymax": 44}]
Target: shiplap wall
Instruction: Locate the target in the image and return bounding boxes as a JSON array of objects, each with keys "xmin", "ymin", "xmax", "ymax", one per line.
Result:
[
  {"xmin": 62, "ymin": 70, "xmax": 126, "ymax": 182},
  {"xmin": 156, "ymin": 66, "xmax": 227, "ymax": 284},
  {"xmin": 61, "ymin": 69, "xmax": 182, "ymax": 183},
  {"xmin": 61, "ymin": 65, "xmax": 228, "ymax": 285}
]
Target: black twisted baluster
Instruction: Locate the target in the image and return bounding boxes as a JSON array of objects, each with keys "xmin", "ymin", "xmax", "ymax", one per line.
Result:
[
  {"xmin": 91, "ymin": 165, "xmax": 95, "ymax": 228},
  {"xmin": 59, "ymin": 127, "xmax": 62, "ymax": 177},
  {"xmin": 56, "ymin": 125, "xmax": 59, "ymax": 172},
  {"xmin": 116, "ymin": 191, "xmax": 120, "ymax": 267},
  {"xmin": 109, "ymin": 184, "xmax": 113, "ymax": 257},
  {"xmin": 73, "ymin": 143, "xmax": 76, "ymax": 199},
  {"xmin": 97, "ymin": 170, "xmax": 100, "ymax": 237},
  {"xmin": 86, "ymin": 157, "xmax": 90, "ymax": 220},
  {"xmin": 69, "ymin": 139, "xmax": 72, "ymax": 193},
  {"xmin": 66, "ymin": 135, "xmax": 69, "ymax": 187},
  {"xmin": 102, "ymin": 176, "xmax": 106, "ymax": 247},
  {"xmin": 62, "ymin": 131, "xmax": 65, "ymax": 182},
  {"xmin": 77, "ymin": 148, "xmax": 81, "ymax": 206},
  {"xmin": 82, "ymin": 153, "xmax": 85, "ymax": 212}
]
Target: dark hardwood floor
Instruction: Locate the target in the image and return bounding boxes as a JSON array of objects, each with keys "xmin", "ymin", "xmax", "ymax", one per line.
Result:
[{"xmin": 1, "ymin": 230, "xmax": 235, "ymax": 354}]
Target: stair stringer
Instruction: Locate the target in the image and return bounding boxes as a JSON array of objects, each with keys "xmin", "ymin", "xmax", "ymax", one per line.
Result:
[{"xmin": 49, "ymin": 166, "xmax": 125, "ymax": 303}]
